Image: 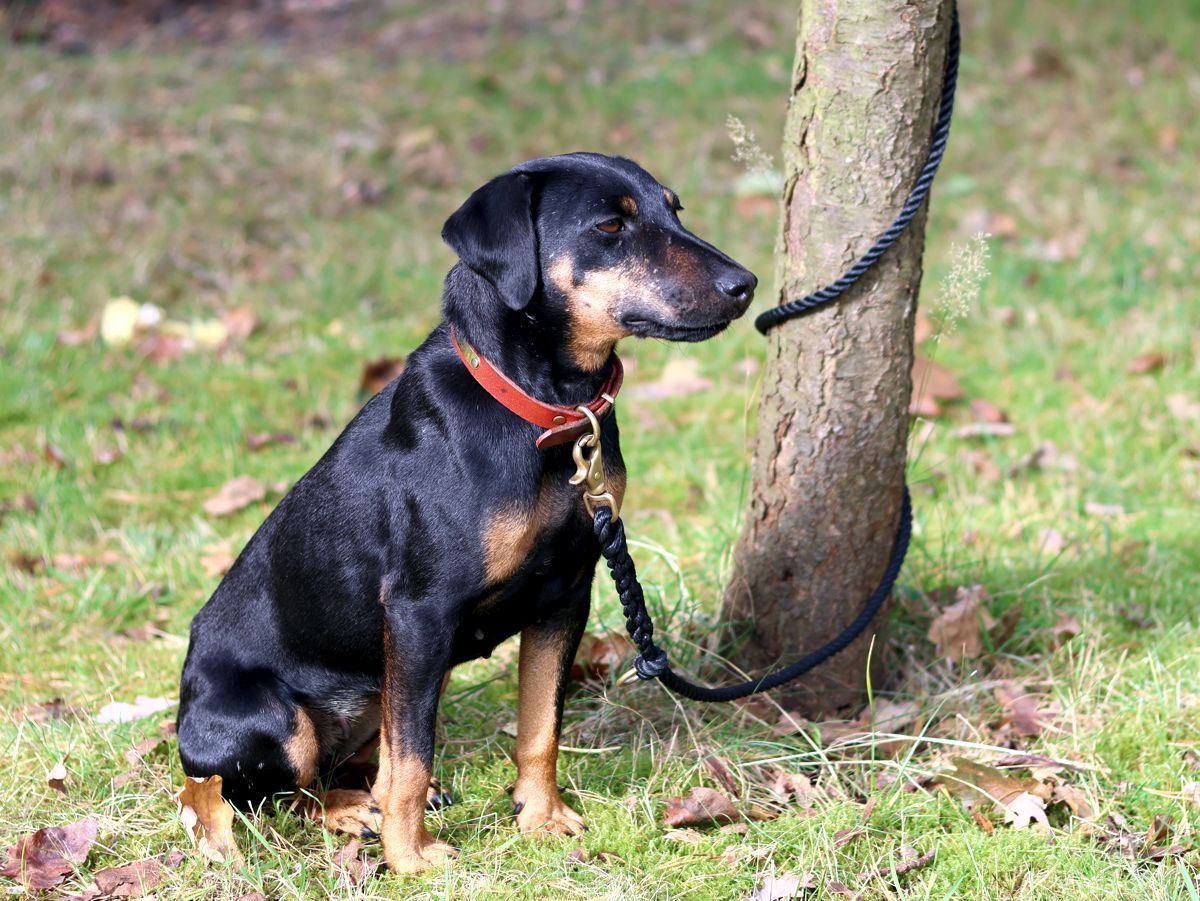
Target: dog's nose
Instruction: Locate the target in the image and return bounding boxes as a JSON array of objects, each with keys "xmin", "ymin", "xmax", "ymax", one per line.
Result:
[{"xmin": 715, "ymin": 269, "xmax": 758, "ymax": 307}]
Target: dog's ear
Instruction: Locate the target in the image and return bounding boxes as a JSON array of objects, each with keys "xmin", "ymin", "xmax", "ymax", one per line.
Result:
[{"xmin": 441, "ymin": 172, "xmax": 538, "ymax": 311}]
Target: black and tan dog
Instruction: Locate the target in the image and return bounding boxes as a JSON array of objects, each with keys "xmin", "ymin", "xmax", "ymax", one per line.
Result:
[{"xmin": 177, "ymin": 152, "xmax": 756, "ymax": 873}]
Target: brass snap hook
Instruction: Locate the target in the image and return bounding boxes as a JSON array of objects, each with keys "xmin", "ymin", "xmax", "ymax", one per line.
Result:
[{"xmin": 569, "ymin": 406, "xmax": 619, "ymax": 518}]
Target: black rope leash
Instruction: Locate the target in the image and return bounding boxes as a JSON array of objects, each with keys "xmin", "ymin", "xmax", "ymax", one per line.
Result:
[{"xmin": 594, "ymin": 4, "xmax": 958, "ymax": 701}]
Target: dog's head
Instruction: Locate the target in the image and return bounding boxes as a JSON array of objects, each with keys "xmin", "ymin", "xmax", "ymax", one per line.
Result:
[{"xmin": 442, "ymin": 153, "xmax": 757, "ymax": 371}]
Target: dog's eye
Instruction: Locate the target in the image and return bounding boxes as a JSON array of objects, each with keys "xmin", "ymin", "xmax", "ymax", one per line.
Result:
[{"xmin": 594, "ymin": 218, "xmax": 624, "ymax": 235}]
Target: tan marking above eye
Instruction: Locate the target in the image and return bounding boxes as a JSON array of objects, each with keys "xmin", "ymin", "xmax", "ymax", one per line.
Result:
[
  {"xmin": 663, "ymin": 188, "xmax": 682, "ymax": 211},
  {"xmin": 616, "ymin": 195, "xmax": 638, "ymax": 217}
]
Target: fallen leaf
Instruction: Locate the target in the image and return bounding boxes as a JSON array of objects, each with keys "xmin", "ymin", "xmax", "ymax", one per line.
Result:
[
  {"xmin": 1052, "ymin": 614, "xmax": 1081, "ymax": 648},
  {"xmin": 825, "ymin": 881, "xmax": 858, "ymax": 898},
  {"xmin": 360, "ymin": 357, "xmax": 406, "ymax": 396},
  {"xmin": 662, "ymin": 787, "xmax": 740, "ymax": 828},
  {"xmin": 21, "ymin": 698, "xmax": 86, "ymax": 723},
  {"xmin": 1038, "ymin": 529, "xmax": 1067, "ymax": 555},
  {"xmin": 1051, "ymin": 783, "xmax": 1094, "ymax": 820},
  {"xmin": 629, "ymin": 357, "xmax": 712, "ymax": 400},
  {"xmin": 200, "ymin": 545, "xmax": 235, "ymax": 579},
  {"xmin": 570, "ymin": 630, "xmax": 634, "ymax": 681},
  {"xmin": 48, "ymin": 759, "xmax": 69, "ymax": 795},
  {"xmin": 6, "ymin": 550, "xmax": 42, "ymax": 574},
  {"xmin": 720, "ymin": 822, "xmax": 750, "ymax": 836},
  {"xmin": 927, "ymin": 585, "xmax": 994, "ymax": 661},
  {"xmin": 93, "ymin": 857, "xmax": 163, "ymax": 898},
  {"xmin": 236, "ymin": 893, "xmax": 268, "ymax": 901},
  {"xmin": 1084, "ymin": 501, "xmax": 1126, "ymax": 519},
  {"xmin": 769, "ymin": 771, "xmax": 820, "ymax": 808},
  {"xmin": 177, "ymin": 776, "xmax": 242, "ymax": 864},
  {"xmin": 1004, "ymin": 792, "xmax": 1050, "ymax": 830},
  {"xmin": 0, "ymin": 818, "xmax": 97, "ymax": 890},
  {"xmin": 663, "ymin": 828, "xmax": 705, "ymax": 845},
  {"xmin": 44, "ymin": 442, "xmax": 71, "ymax": 468},
  {"xmin": 911, "ymin": 356, "xmax": 964, "ymax": 406},
  {"xmin": 1127, "ymin": 352, "xmax": 1165, "ymax": 375},
  {"xmin": 834, "ymin": 827, "xmax": 865, "ymax": 848},
  {"xmin": 866, "ymin": 699, "xmax": 919, "ymax": 732},
  {"xmin": 566, "ymin": 847, "xmax": 590, "ymax": 864},
  {"xmin": 246, "ymin": 431, "xmax": 296, "ymax": 452},
  {"xmin": 970, "ymin": 399, "xmax": 1009, "ymax": 424},
  {"xmin": 221, "ymin": 306, "xmax": 257, "ymax": 343},
  {"xmin": 938, "ymin": 757, "xmax": 1051, "ymax": 818},
  {"xmin": 703, "ymin": 755, "xmax": 740, "ymax": 798},
  {"xmin": 744, "ymin": 872, "xmax": 818, "ymax": 901},
  {"xmin": 332, "ymin": 839, "xmax": 380, "ymax": 886},
  {"xmin": 94, "ymin": 695, "xmax": 174, "ymax": 724},
  {"xmin": 953, "ymin": 422, "xmax": 1017, "ymax": 439},
  {"xmin": 124, "ymin": 737, "xmax": 167, "ymax": 767},
  {"xmin": 994, "ymin": 683, "xmax": 1059, "ymax": 738},
  {"xmin": 202, "ymin": 476, "xmax": 265, "ymax": 517}
]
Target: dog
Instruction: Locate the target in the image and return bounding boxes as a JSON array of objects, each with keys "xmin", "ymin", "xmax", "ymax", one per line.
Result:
[{"xmin": 177, "ymin": 152, "xmax": 757, "ymax": 874}]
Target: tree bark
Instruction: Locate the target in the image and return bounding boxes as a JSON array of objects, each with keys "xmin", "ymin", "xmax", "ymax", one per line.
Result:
[{"xmin": 720, "ymin": 0, "xmax": 952, "ymax": 713}]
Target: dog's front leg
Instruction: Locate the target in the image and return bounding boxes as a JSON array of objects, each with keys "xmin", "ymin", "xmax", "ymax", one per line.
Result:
[
  {"xmin": 374, "ymin": 611, "xmax": 457, "ymax": 874},
  {"xmin": 513, "ymin": 589, "xmax": 590, "ymax": 836}
]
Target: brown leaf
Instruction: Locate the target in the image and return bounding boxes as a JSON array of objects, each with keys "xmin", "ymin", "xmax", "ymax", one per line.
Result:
[
  {"xmin": 1004, "ymin": 792, "xmax": 1050, "ymax": 830},
  {"xmin": 703, "ymin": 755, "xmax": 740, "ymax": 798},
  {"xmin": 744, "ymin": 872, "xmax": 818, "ymax": 901},
  {"xmin": 246, "ymin": 431, "xmax": 296, "ymax": 452},
  {"xmin": 1127, "ymin": 352, "xmax": 1165, "ymax": 374},
  {"xmin": 911, "ymin": 356, "xmax": 964, "ymax": 407},
  {"xmin": 970, "ymin": 399, "xmax": 1009, "ymax": 424},
  {"xmin": 21, "ymin": 698, "xmax": 86, "ymax": 723},
  {"xmin": 663, "ymin": 828, "xmax": 705, "ymax": 845},
  {"xmin": 220, "ymin": 306, "xmax": 257, "ymax": 344},
  {"xmin": 1052, "ymin": 614, "xmax": 1081, "ymax": 648},
  {"xmin": 769, "ymin": 771, "xmax": 819, "ymax": 808},
  {"xmin": 236, "ymin": 894, "xmax": 268, "ymax": 901},
  {"xmin": 833, "ymin": 826, "xmax": 865, "ymax": 848},
  {"xmin": 662, "ymin": 787, "xmax": 740, "ymax": 828},
  {"xmin": 200, "ymin": 546, "xmax": 235, "ymax": 579},
  {"xmin": 927, "ymin": 585, "xmax": 994, "ymax": 661},
  {"xmin": 94, "ymin": 696, "xmax": 174, "ymax": 724},
  {"xmin": 360, "ymin": 357, "xmax": 406, "ymax": 396},
  {"xmin": 569, "ymin": 630, "xmax": 634, "ymax": 681},
  {"xmin": 6, "ymin": 550, "xmax": 43, "ymax": 574},
  {"xmin": 994, "ymin": 683, "xmax": 1058, "ymax": 738},
  {"xmin": 825, "ymin": 882, "xmax": 858, "ymax": 899},
  {"xmin": 94, "ymin": 857, "xmax": 163, "ymax": 898},
  {"xmin": 176, "ymin": 775, "xmax": 242, "ymax": 864},
  {"xmin": 937, "ymin": 757, "xmax": 1050, "ymax": 811},
  {"xmin": 332, "ymin": 839, "xmax": 380, "ymax": 885},
  {"xmin": 124, "ymin": 737, "xmax": 167, "ymax": 767},
  {"xmin": 0, "ymin": 818, "xmax": 97, "ymax": 890},
  {"xmin": 48, "ymin": 759, "xmax": 69, "ymax": 795},
  {"xmin": 202, "ymin": 476, "xmax": 265, "ymax": 517},
  {"xmin": 566, "ymin": 847, "xmax": 590, "ymax": 864},
  {"xmin": 1051, "ymin": 783, "xmax": 1094, "ymax": 820}
]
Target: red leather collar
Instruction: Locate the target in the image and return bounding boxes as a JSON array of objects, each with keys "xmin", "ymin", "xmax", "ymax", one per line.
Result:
[{"xmin": 450, "ymin": 326, "xmax": 623, "ymax": 450}]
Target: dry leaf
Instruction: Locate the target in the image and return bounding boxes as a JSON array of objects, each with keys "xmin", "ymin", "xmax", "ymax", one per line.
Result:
[
  {"xmin": 360, "ymin": 357, "xmax": 406, "ymax": 396},
  {"xmin": 911, "ymin": 356, "xmax": 964, "ymax": 403},
  {"xmin": 332, "ymin": 839, "xmax": 380, "ymax": 885},
  {"xmin": 0, "ymin": 818, "xmax": 97, "ymax": 890},
  {"xmin": 1052, "ymin": 614, "xmax": 1081, "ymax": 648},
  {"xmin": 48, "ymin": 759, "xmax": 69, "ymax": 795},
  {"xmin": 629, "ymin": 358, "xmax": 712, "ymax": 400},
  {"xmin": 1004, "ymin": 792, "xmax": 1050, "ymax": 830},
  {"xmin": 570, "ymin": 630, "xmax": 634, "ymax": 682},
  {"xmin": 1127, "ymin": 352, "xmax": 1165, "ymax": 374},
  {"xmin": 177, "ymin": 776, "xmax": 242, "ymax": 864},
  {"xmin": 769, "ymin": 771, "xmax": 819, "ymax": 808},
  {"xmin": 953, "ymin": 422, "xmax": 1016, "ymax": 439},
  {"xmin": 1051, "ymin": 783, "xmax": 1094, "ymax": 820},
  {"xmin": 703, "ymin": 755, "xmax": 740, "ymax": 798},
  {"xmin": 21, "ymin": 698, "xmax": 86, "ymax": 723},
  {"xmin": 95, "ymin": 696, "xmax": 174, "ymax": 724},
  {"xmin": 93, "ymin": 857, "xmax": 163, "ymax": 898},
  {"xmin": 938, "ymin": 756, "xmax": 1051, "ymax": 816},
  {"xmin": 124, "ymin": 737, "xmax": 167, "ymax": 767},
  {"xmin": 1084, "ymin": 501, "xmax": 1126, "ymax": 519},
  {"xmin": 566, "ymin": 847, "xmax": 590, "ymax": 864},
  {"xmin": 663, "ymin": 828, "xmax": 705, "ymax": 845},
  {"xmin": 662, "ymin": 787, "xmax": 740, "ymax": 828},
  {"xmin": 246, "ymin": 431, "xmax": 296, "ymax": 452},
  {"xmin": 221, "ymin": 306, "xmax": 257, "ymax": 343},
  {"xmin": 744, "ymin": 872, "xmax": 818, "ymax": 901},
  {"xmin": 202, "ymin": 476, "xmax": 265, "ymax": 517},
  {"xmin": 833, "ymin": 827, "xmax": 865, "ymax": 848},
  {"xmin": 927, "ymin": 585, "xmax": 994, "ymax": 661},
  {"xmin": 200, "ymin": 546, "xmax": 235, "ymax": 579},
  {"xmin": 970, "ymin": 399, "xmax": 1009, "ymax": 424}
]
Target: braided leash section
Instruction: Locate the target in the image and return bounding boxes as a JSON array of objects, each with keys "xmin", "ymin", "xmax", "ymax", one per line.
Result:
[
  {"xmin": 594, "ymin": 490, "xmax": 911, "ymax": 702},
  {"xmin": 754, "ymin": 3, "xmax": 959, "ymax": 334}
]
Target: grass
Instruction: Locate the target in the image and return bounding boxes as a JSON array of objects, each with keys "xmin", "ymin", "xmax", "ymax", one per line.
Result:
[{"xmin": 2, "ymin": 0, "xmax": 1199, "ymax": 897}]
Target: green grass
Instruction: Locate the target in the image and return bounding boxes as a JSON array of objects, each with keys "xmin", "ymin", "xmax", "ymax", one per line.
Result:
[{"xmin": 2, "ymin": 0, "xmax": 1199, "ymax": 897}]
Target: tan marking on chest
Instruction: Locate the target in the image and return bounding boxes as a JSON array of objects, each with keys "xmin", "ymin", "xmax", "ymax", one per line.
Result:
[
  {"xmin": 284, "ymin": 707, "xmax": 320, "ymax": 789},
  {"xmin": 483, "ymin": 480, "xmax": 575, "ymax": 585}
]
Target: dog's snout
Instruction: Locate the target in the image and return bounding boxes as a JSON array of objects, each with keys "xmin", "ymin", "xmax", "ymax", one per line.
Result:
[{"xmin": 716, "ymin": 269, "xmax": 757, "ymax": 306}]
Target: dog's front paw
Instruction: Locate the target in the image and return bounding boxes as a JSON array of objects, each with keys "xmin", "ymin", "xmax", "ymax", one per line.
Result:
[
  {"xmin": 514, "ymin": 789, "xmax": 586, "ymax": 837},
  {"xmin": 385, "ymin": 836, "xmax": 459, "ymax": 875}
]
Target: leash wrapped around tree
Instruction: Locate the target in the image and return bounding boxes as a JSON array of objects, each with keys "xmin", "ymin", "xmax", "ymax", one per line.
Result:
[{"xmin": 590, "ymin": 3, "xmax": 958, "ymax": 701}]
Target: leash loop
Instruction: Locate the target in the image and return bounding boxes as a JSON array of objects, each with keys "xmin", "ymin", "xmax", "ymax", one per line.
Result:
[{"xmin": 597, "ymin": 2, "xmax": 958, "ymax": 700}]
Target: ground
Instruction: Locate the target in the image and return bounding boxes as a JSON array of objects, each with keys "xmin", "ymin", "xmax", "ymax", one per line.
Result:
[{"xmin": 1, "ymin": 0, "xmax": 1199, "ymax": 898}]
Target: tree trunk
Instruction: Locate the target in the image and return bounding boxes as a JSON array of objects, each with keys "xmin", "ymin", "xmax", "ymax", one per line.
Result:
[{"xmin": 719, "ymin": 0, "xmax": 952, "ymax": 713}]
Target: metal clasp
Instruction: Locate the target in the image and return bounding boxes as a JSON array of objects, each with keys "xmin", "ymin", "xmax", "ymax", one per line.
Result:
[{"xmin": 569, "ymin": 406, "xmax": 619, "ymax": 518}]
